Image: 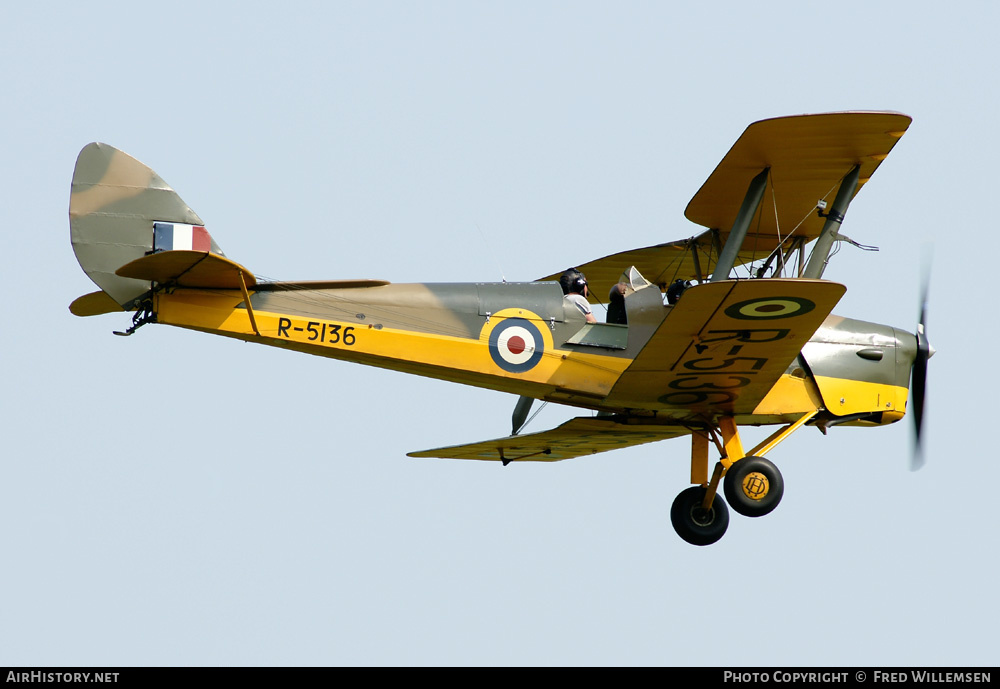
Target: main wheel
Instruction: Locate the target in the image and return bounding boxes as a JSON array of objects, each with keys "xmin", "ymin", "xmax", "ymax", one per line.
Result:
[
  {"xmin": 670, "ymin": 486, "xmax": 729, "ymax": 546},
  {"xmin": 723, "ymin": 456, "xmax": 784, "ymax": 518}
]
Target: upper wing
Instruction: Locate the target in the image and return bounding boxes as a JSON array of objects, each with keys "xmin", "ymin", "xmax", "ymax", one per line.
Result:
[
  {"xmin": 408, "ymin": 416, "xmax": 690, "ymax": 462},
  {"xmin": 605, "ymin": 278, "xmax": 846, "ymax": 415},
  {"xmin": 685, "ymin": 111, "xmax": 911, "ymax": 237},
  {"xmin": 538, "ymin": 111, "xmax": 911, "ymax": 300}
]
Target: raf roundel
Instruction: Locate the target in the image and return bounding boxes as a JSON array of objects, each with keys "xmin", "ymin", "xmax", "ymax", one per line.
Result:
[
  {"xmin": 724, "ymin": 296, "xmax": 816, "ymax": 320},
  {"xmin": 488, "ymin": 318, "xmax": 544, "ymax": 373}
]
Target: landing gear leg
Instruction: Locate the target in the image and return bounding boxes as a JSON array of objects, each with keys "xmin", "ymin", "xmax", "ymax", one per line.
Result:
[
  {"xmin": 670, "ymin": 434, "xmax": 729, "ymax": 546},
  {"xmin": 669, "ymin": 412, "xmax": 817, "ymax": 543},
  {"xmin": 715, "ymin": 415, "xmax": 785, "ymax": 518}
]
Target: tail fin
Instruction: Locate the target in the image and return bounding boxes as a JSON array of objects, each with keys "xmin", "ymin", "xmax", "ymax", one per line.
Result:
[{"xmin": 69, "ymin": 143, "xmax": 226, "ymax": 310}]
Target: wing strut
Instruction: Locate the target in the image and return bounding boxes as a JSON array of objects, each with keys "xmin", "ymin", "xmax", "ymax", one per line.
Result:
[
  {"xmin": 511, "ymin": 395, "xmax": 534, "ymax": 435},
  {"xmin": 710, "ymin": 168, "xmax": 770, "ymax": 282},
  {"xmin": 802, "ymin": 164, "xmax": 860, "ymax": 278}
]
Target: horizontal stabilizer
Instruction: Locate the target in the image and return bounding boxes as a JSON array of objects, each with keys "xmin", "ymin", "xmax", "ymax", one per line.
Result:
[
  {"xmin": 116, "ymin": 251, "xmax": 256, "ymax": 289},
  {"xmin": 69, "ymin": 291, "xmax": 127, "ymax": 317},
  {"xmin": 408, "ymin": 417, "xmax": 689, "ymax": 462}
]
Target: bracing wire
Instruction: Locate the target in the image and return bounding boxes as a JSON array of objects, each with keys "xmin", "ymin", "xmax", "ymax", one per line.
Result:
[{"xmin": 520, "ymin": 401, "xmax": 549, "ymax": 433}]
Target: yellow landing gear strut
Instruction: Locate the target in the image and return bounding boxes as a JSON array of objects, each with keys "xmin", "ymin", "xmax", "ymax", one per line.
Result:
[{"xmin": 670, "ymin": 411, "xmax": 817, "ymax": 546}]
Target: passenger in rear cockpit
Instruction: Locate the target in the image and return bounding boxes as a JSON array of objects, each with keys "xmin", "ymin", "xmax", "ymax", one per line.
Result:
[{"xmin": 607, "ymin": 282, "xmax": 628, "ymax": 325}]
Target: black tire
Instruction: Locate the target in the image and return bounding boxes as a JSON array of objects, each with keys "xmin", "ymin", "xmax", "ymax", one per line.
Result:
[
  {"xmin": 670, "ymin": 486, "xmax": 730, "ymax": 546},
  {"xmin": 723, "ymin": 456, "xmax": 784, "ymax": 518}
]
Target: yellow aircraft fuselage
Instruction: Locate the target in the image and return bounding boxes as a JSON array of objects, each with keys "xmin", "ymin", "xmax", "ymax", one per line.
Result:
[{"xmin": 153, "ymin": 279, "xmax": 912, "ymax": 429}]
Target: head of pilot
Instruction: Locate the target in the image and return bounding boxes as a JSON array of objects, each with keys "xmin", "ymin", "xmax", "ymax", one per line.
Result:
[{"xmin": 560, "ymin": 269, "xmax": 589, "ymax": 297}]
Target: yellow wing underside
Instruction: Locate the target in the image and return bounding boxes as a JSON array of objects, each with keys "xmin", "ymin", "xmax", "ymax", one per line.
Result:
[{"xmin": 408, "ymin": 417, "xmax": 690, "ymax": 462}]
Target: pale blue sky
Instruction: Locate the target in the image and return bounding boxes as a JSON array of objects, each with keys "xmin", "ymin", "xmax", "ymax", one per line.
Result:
[{"xmin": 1, "ymin": 1, "xmax": 997, "ymax": 666}]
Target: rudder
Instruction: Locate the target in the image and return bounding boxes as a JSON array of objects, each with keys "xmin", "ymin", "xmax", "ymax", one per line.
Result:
[{"xmin": 69, "ymin": 143, "xmax": 225, "ymax": 310}]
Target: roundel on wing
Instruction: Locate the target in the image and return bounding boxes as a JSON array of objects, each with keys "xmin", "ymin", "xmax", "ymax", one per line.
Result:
[
  {"xmin": 488, "ymin": 318, "xmax": 544, "ymax": 373},
  {"xmin": 724, "ymin": 296, "xmax": 816, "ymax": 320}
]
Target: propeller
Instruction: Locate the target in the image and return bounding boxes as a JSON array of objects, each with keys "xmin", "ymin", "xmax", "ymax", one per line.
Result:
[{"xmin": 909, "ymin": 267, "xmax": 931, "ymax": 470}]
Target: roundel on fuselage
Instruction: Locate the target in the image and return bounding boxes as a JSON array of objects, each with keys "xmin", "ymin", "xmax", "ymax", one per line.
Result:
[{"xmin": 487, "ymin": 317, "xmax": 544, "ymax": 373}]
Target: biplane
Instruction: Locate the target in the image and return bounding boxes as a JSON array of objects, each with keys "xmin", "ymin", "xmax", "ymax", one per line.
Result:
[{"xmin": 68, "ymin": 111, "xmax": 930, "ymax": 545}]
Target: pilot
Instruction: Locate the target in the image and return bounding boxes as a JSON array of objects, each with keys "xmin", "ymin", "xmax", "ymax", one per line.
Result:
[
  {"xmin": 560, "ymin": 268, "xmax": 597, "ymax": 323},
  {"xmin": 666, "ymin": 279, "xmax": 689, "ymax": 305}
]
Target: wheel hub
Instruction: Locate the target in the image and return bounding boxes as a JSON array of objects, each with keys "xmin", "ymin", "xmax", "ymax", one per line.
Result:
[
  {"xmin": 741, "ymin": 472, "xmax": 770, "ymax": 501},
  {"xmin": 690, "ymin": 506, "xmax": 716, "ymax": 527}
]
